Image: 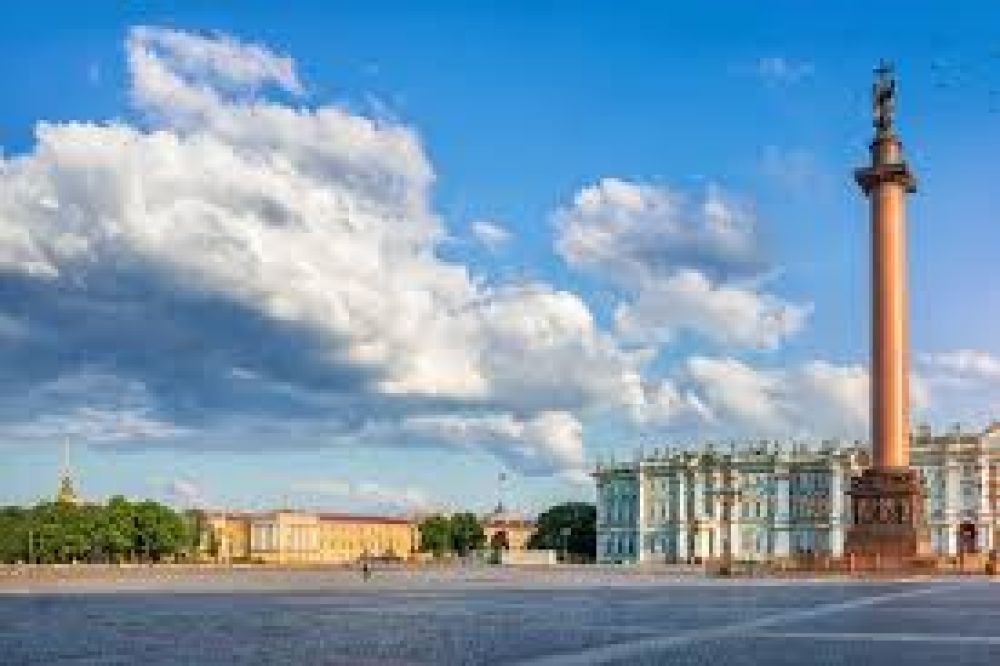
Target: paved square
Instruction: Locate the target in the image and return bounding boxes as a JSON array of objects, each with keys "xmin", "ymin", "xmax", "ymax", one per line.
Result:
[{"xmin": 2, "ymin": 573, "xmax": 998, "ymax": 664}]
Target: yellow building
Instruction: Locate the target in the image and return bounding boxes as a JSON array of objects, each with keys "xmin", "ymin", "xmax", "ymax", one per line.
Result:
[
  {"xmin": 318, "ymin": 513, "xmax": 419, "ymax": 563},
  {"xmin": 201, "ymin": 510, "xmax": 416, "ymax": 564},
  {"xmin": 202, "ymin": 512, "xmax": 252, "ymax": 562}
]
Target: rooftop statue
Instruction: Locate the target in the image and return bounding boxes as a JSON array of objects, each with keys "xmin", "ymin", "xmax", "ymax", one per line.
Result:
[{"xmin": 873, "ymin": 59, "xmax": 896, "ymax": 133}]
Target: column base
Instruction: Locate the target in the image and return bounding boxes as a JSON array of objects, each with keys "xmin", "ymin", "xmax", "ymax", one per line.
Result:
[{"xmin": 844, "ymin": 468, "xmax": 930, "ymax": 558}]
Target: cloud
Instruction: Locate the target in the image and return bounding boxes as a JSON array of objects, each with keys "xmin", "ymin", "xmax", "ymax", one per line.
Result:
[
  {"xmin": 165, "ymin": 477, "xmax": 206, "ymax": 507},
  {"xmin": 671, "ymin": 357, "xmax": 945, "ymax": 441},
  {"xmin": 747, "ymin": 57, "xmax": 815, "ymax": 86},
  {"xmin": 553, "ymin": 178, "xmax": 810, "ymax": 350},
  {"xmin": 0, "ymin": 27, "xmax": 675, "ymax": 475},
  {"xmin": 470, "ymin": 219, "xmax": 512, "ymax": 250},
  {"xmin": 2, "ymin": 408, "xmax": 189, "ymax": 443},
  {"xmin": 0, "ymin": 371, "xmax": 190, "ymax": 445},
  {"xmin": 353, "ymin": 411, "xmax": 585, "ymax": 475},
  {"xmin": 128, "ymin": 25, "xmax": 303, "ymax": 99},
  {"xmin": 555, "ymin": 179, "xmax": 763, "ymax": 283},
  {"xmin": 5, "ymin": 26, "xmax": 936, "ymax": 478},
  {"xmin": 678, "ymin": 357, "xmax": 871, "ymax": 439},
  {"xmin": 915, "ymin": 351, "xmax": 1000, "ymax": 425},
  {"xmin": 291, "ymin": 478, "xmax": 432, "ymax": 512},
  {"xmin": 920, "ymin": 349, "xmax": 1000, "ymax": 383},
  {"xmin": 612, "ymin": 269, "xmax": 810, "ymax": 349}
]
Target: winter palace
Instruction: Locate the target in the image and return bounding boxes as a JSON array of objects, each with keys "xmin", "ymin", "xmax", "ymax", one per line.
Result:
[{"xmin": 594, "ymin": 423, "xmax": 1000, "ymax": 563}]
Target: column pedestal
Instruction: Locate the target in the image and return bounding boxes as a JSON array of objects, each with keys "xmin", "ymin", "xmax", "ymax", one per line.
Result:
[{"xmin": 845, "ymin": 468, "xmax": 929, "ymax": 558}]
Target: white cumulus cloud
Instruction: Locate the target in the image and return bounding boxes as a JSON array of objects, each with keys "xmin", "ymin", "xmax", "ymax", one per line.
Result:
[
  {"xmin": 0, "ymin": 27, "xmax": 681, "ymax": 475},
  {"xmin": 680, "ymin": 357, "xmax": 870, "ymax": 439},
  {"xmin": 613, "ymin": 269, "xmax": 810, "ymax": 349},
  {"xmin": 554, "ymin": 178, "xmax": 810, "ymax": 350}
]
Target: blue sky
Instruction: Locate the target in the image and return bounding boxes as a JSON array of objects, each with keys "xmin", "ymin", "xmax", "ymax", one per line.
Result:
[{"xmin": 1, "ymin": 2, "xmax": 998, "ymax": 515}]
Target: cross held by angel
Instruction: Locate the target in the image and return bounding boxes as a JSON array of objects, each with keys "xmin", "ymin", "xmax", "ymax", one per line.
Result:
[{"xmin": 873, "ymin": 59, "xmax": 896, "ymax": 132}]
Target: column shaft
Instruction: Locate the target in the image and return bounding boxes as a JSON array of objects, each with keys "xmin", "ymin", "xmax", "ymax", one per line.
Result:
[{"xmin": 871, "ymin": 177, "xmax": 909, "ymax": 469}]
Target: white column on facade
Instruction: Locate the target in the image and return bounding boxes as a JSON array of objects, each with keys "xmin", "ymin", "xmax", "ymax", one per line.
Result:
[
  {"xmin": 979, "ymin": 453, "xmax": 991, "ymax": 514},
  {"xmin": 773, "ymin": 468, "xmax": 791, "ymax": 557},
  {"xmin": 709, "ymin": 471, "xmax": 720, "ymax": 560},
  {"xmin": 724, "ymin": 467, "xmax": 738, "ymax": 561},
  {"xmin": 675, "ymin": 467, "xmax": 688, "ymax": 562},
  {"xmin": 979, "ymin": 454, "xmax": 992, "ymax": 551},
  {"xmin": 729, "ymin": 478, "xmax": 741, "ymax": 561},
  {"xmin": 989, "ymin": 460, "xmax": 998, "ymax": 554},
  {"xmin": 723, "ymin": 471, "xmax": 735, "ymax": 561},
  {"xmin": 947, "ymin": 460, "xmax": 960, "ymax": 556},
  {"xmin": 692, "ymin": 468, "xmax": 705, "ymax": 558},
  {"xmin": 829, "ymin": 462, "xmax": 845, "ymax": 557},
  {"xmin": 636, "ymin": 463, "xmax": 646, "ymax": 563}
]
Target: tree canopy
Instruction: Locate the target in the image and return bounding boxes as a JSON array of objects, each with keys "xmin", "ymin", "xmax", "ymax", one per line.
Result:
[
  {"xmin": 0, "ymin": 497, "xmax": 195, "ymax": 564},
  {"xmin": 449, "ymin": 512, "xmax": 485, "ymax": 555},
  {"xmin": 418, "ymin": 515, "xmax": 453, "ymax": 556},
  {"xmin": 528, "ymin": 502, "xmax": 596, "ymax": 560},
  {"xmin": 417, "ymin": 513, "xmax": 486, "ymax": 556}
]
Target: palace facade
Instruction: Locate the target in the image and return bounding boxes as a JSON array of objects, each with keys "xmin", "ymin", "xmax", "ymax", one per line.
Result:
[
  {"xmin": 594, "ymin": 424, "xmax": 1000, "ymax": 564},
  {"xmin": 201, "ymin": 510, "xmax": 418, "ymax": 564}
]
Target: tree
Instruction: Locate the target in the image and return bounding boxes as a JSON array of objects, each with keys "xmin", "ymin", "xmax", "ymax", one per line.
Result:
[
  {"xmin": 133, "ymin": 500, "xmax": 188, "ymax": 561},
  {"xmin": 0, "ymin": 497, "xmax": 192, "ymax": 565},
  {"xmin": 0, "ymin": 507, "xmax": 28, "ymax": 563},
  {"xmin": 449, "ymin": 512, "xmax": 485, "ymax": 555},
  {"xmin": 418, "ymin": 515, "xmax": 452, "ymax": 556},
  {"xmin": 102, "ymin": 496, "xmax": 137, "ymax": 562},
  {"xmin": 528, "ymin": 502, "xmax": 596, "ymax": 561}
]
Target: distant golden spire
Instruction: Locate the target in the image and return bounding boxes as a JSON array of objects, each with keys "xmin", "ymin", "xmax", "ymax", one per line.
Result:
[{"xmin": 56, "ymin": 438, "xmax": 80, "ymax": 505}]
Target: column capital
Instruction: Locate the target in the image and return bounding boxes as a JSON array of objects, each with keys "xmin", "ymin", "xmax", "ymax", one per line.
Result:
[{"xmin": 855, "ymin": 162, "xmax": 916, "ymax": 195}]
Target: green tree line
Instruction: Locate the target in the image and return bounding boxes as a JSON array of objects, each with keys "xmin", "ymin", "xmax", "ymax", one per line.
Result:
[
  {"xmin": 417, "ymin": 503, "xmax": 597, "ymax": 561},
  {"xmin": 418, "ymin": 512, "xmax": 486, "ymax": 556},
  {"xmin": 0, "ymin": 496, "xmax": 196, "ymax": 564}
]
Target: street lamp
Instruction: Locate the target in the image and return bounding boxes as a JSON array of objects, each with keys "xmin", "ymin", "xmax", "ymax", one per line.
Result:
[{"xmin": 559, "ymin": 526, "xmax": 572, "ymax": 563}]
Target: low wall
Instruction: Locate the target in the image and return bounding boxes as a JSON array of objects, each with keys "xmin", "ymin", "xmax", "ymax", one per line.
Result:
[{"xmin": 500, "ymin": 550, "xmax": 558, "ymax": 566}]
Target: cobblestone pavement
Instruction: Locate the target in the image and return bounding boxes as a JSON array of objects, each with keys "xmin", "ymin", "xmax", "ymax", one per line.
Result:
[{"xmin": 1, "ymin": 574, "xmax": 997, "ymax": 664}]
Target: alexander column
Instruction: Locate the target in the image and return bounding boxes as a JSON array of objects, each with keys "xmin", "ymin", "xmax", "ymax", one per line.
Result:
[{"xmin": 845, "ymin": 61, "xmax": 929, "ymax": 561}]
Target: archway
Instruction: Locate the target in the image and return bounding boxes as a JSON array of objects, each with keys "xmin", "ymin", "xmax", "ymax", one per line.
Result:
[
  {"xmin": 959, "ymin": 521, "xmax": 978, "ymax": 554},
  {"xmin": 490, "ymin": 530, "xmax": 509, "ymax": 551}
]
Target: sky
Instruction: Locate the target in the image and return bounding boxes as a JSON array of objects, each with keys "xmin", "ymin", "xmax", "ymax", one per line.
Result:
[{"xmin": 1, "ymin": 2, "xmax": 998, "ymax": 516}]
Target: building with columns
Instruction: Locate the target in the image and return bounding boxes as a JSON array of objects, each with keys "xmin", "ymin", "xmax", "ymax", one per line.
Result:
[
  {"xmin": 594, "ymin": 424, "xmax": 1000, "ymax": 564},
  {"xmin": 912, "ymin": 423, "xmax": 1000, "ymax": 556},
  {"xmin": 201, "ymin": 509, "xmax": 418, "ymax": 564}
]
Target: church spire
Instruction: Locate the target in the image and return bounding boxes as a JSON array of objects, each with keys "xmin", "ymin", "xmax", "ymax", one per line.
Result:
[{"xmin": 56, "ymin": 438, "xmax": 80, "ymax": 505}]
